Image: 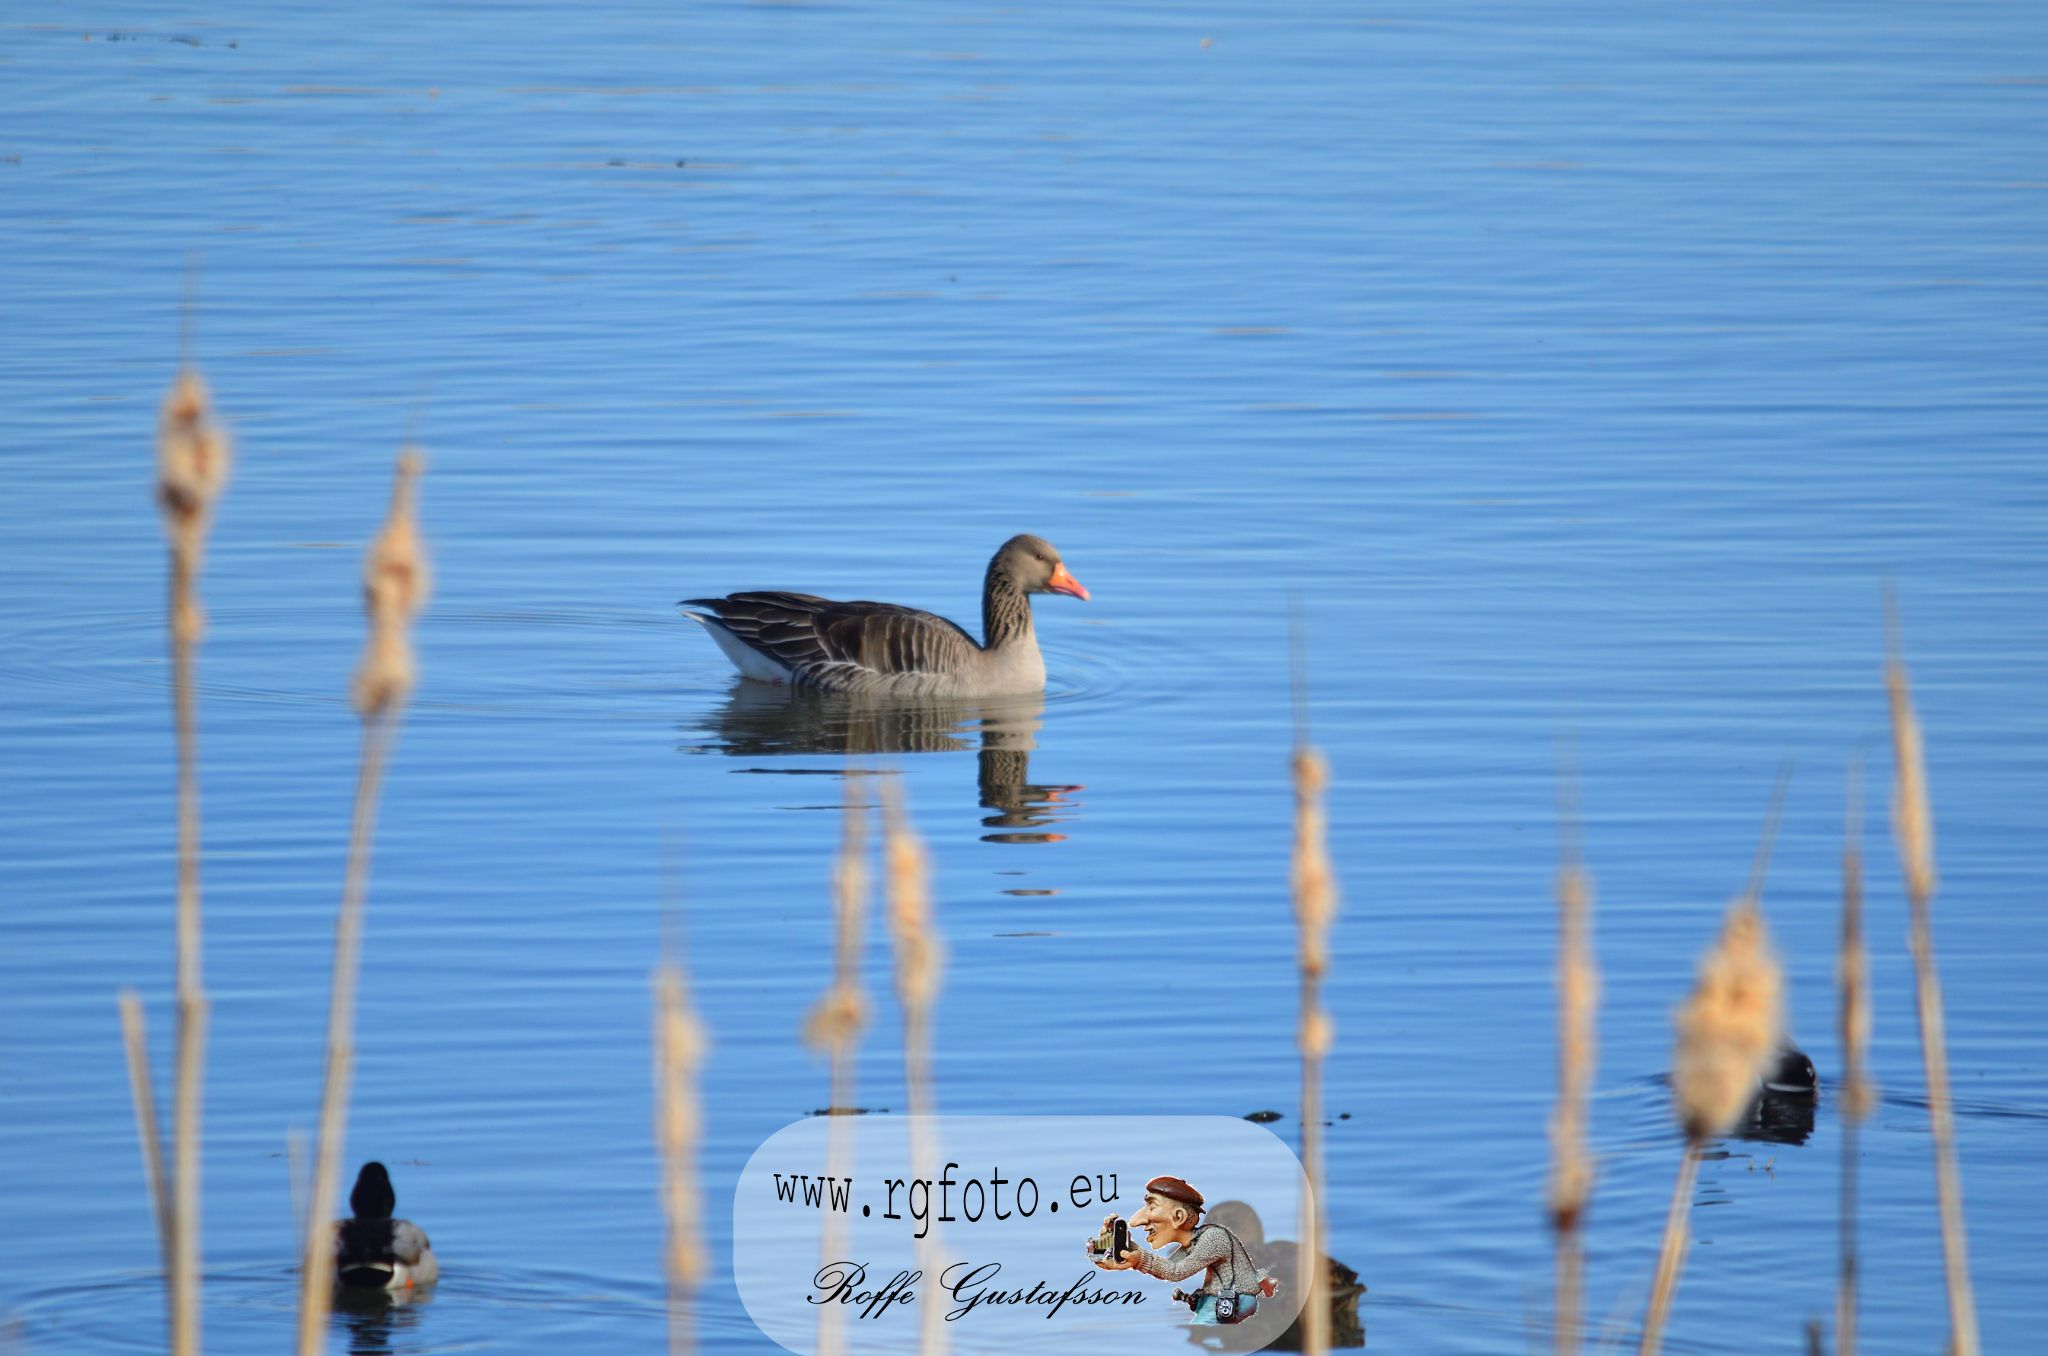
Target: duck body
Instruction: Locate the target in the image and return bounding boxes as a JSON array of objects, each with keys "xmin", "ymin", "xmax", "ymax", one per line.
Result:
[
  {"xmin": 680, "ymin": 534, "xmax": 1088, "ymax": 699},
  {"xmin": 1736, "ymin": 1045, "xmax": 1821, "ymax": 1145},
  {"xmin": 336, "ymin": 1216, "xmax": 438, "ymax": 1292},
  {"xmin": 335, "ymin": 1162, "xmax": 438, "ymax": 1293}
]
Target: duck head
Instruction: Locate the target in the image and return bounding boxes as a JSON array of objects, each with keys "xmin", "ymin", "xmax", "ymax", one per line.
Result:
[
  {"xmin": 1763, "ymin": 1045, "xmax": 1818, "ymax": 1096},
  {"xmin": 350, "ymin": 1161, "xmax": 397, "ymax": 1220}
]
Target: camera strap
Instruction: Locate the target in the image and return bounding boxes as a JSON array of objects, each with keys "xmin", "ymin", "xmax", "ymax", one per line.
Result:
[{"xmin": 1189, "ymin": 1224, "xmax": 1261, "ymax": 1295}]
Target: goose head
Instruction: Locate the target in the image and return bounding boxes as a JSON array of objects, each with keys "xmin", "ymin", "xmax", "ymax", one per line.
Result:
[{"xmin": 996, "ymin": 534, "xmax": 1090, "ymax": 601}]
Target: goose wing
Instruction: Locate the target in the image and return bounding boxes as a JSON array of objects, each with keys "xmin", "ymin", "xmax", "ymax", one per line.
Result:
[{"xmin": 681, "ymin": 591, "xmax": 982, "ymax": 688}]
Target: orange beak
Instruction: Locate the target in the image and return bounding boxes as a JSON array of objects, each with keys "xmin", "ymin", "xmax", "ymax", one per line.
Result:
[{"xmin": 1046, "ymin": 562, "xmax": 1091, "ymax": 601}]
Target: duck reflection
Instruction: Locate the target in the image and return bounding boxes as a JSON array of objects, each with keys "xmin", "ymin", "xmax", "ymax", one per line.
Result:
[
  {"xmin": 1179, "ymin": 1200, "xmax": 1365, "ymax": 1351},
  {"xmin": 1733, "ymin": 1088, "xmax": 1818, "ymax": 1146},
  {"xmin": 685, "ymin": 685, "xmax": 1081, "ymax": 845},
  {"xmin": 333, "ymin": 1285, "xmax": 428, "ymax": 1356}
]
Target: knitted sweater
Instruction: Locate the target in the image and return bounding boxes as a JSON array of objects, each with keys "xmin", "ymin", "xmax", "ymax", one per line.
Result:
[{"xmin": 1129, "ymin": 1225, "xmax": 1257, "ymax": 1296}]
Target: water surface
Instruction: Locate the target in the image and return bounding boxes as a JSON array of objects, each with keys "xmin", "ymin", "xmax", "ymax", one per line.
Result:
[{"xmin": 3, "ymin": 4, "xmax": 2046, "ymax": 1353}]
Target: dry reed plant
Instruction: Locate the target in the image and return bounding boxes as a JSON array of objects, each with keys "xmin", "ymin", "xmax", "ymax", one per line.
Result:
[
  {"xmin": 1640, "ymin": 897, "xmax": 1783, "ymax": 1356},
  {"xmin": 1291, "ymin": 747, "xmax": 1338, "ymax": 1356},
  {"xmin": 1548, "ymin": 835, "xmax": 1597, "ymax": 1356},
  {"xmin": 1670, "ymin": 901, "xmax": 1782, "ymax": 1144},
  {"xmin": 117, "ymin": 989, "xmax": 174, "ymax": 1269},
  {"xmin": 803, "ymin": 789, "xmax": 871, "ymax": 1356},
  {"xmin": 1835, "ymin": 761, "xmax": 1873, "ymax": 1356},
  {"xmin": 1884, "ymin": 610, "xmax": 1979, "ymax": 1356},
  {"xmin": 805, "ymin": 787, "xmax": 872, "ymax": 1102},
  {"xmin": 654, "ymin": 958, "xmax": 711, "ymax": 1356},
  {"xmin": 350, "ymin": 451, "xmax": 430, "ymax": 718},
  {"xmin": 295, "ymin": 452, "xmax": 428, "ymax": 1356},
  {"xmin": 148, "ymin": 366, "xmax": 231, "ymax": 1356},
  {"xmin": 882, "ymin": 787, "xmax": 946, "ymax": 1356}
]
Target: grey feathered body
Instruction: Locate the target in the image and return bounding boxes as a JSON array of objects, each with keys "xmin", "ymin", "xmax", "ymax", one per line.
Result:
[
  {"xmin": 334, "ymin": 1216, "xmax": 438, "ymax": 1290},
  {"xmin": 681, "ymin": 591, "xmax": 1042, "ymax": 697},
  {"xmin": 680, "ymin": 536, "xmax": 1084, "ymax": 697}
]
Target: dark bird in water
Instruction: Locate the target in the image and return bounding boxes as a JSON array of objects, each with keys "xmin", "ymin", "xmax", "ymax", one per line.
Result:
[
  {"xmin": 680, "ymin": 534, "xmax": 1090, "ymax": 697},
  {"xmin": 1762, "ymin": 1043, "xmax": 1818, "ymax": 1095},
  {"xmin": 1736, "ymin": 1043, "xmax": 1821, "ymax": 1145},
  {"xmin": 334, "ymin": 1161, "xmax": 438, "ymax": 1292}
]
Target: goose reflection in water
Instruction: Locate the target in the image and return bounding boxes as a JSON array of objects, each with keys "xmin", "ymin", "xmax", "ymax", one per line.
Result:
[{"xmin": 685, "ymin": 685, "xmax": 1081, "ymax": 845}]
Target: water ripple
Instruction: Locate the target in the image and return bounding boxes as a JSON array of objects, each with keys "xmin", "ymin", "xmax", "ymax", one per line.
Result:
[
  {"xmin": 0, "ymin": 604, "xmax": 1170, "ymax": 725},
  {"xmin": 5, "ymin": 1264, "xmax": 754, "ymax": 1355}
]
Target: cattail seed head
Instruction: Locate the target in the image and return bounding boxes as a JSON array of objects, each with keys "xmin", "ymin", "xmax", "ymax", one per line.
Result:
[
  {"xmin": 156, "ymin": 370, "xmax": 232, "ymax": 644},
  {"xmin": 1886, "ymin": 660, "xmax": 1937, "ymax": 905},
  {"xmin": 803, "ymin": 988, "xmax": 868, "ymax": 1052},
  {"xmin": 1549, "ymin": 866, "xmax": 1598, "ymax": 1232},
  {"xmin": 1291, "ymin": 749, "xmax": 1338, "ymax": 977},
  {"xmin": 352, "ymin": 452, "xmax": 429, "ymax": 718},
  {"xmin": 364, "ymin": 451, "xmax": 430, "ymax": 625},
  {"xmin": 1672, "ymin": 900, "xmax": 1784, "ymax": 1143},
  {"xmin": 806, "ymin": 795, "xmax": 871, "ymax": 1055},
  {"xmin": 1299, "ymin": 1009, "xmax": 1335, "ymax": 1059},
  {"xmin": 157, "ymin": 370, "xmax": 231, "ymax": 538},
  {"xmin": 1839, "ymin": 814, "xmax": 1877, "ymax": 1122},
  {"xmin": 885, "ymin": 805, "xmax": 942, "ymax": 1012},
  {"xmin": 1550, "ymin": 1158, "xmax": 1594, "ymax": 1235},
  {"xmin": 653, "ymin": 967, "xmax": 709, "ymax": 1287},
  {"xmin": 1292, "ymin": 746, "xmax": 1328, "ymax": 797}
]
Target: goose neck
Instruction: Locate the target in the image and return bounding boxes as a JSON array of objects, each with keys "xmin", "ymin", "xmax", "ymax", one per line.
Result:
[{"xmin": 982, "ymin": 565, "xmax": 1035, "ymax": 649}]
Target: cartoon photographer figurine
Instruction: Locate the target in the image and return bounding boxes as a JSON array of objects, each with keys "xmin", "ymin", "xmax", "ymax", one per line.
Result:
[{"xmin": 1090, "ymin": 1175, "xmax": 1276, "ymax": 1325}]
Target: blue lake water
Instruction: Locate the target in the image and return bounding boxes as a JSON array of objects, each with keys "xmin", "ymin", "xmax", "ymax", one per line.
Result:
[{"xmin": 3, "ymin": 4, "xmax": 2046, "ymax": 1352}]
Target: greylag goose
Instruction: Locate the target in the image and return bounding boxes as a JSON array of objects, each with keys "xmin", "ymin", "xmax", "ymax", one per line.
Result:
[
  {"xmin": 334, "ymin": 1161, "xmax": 438, "ymax": 1292},
  {"xmin": 679, "ymin": 534, "xmax": 1089, "ymax": 697}
]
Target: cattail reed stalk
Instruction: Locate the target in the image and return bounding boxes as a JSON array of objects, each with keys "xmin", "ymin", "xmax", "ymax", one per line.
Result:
[
  {"xmin": 807, "ymin": 786, "xmax": 872, "ymax": 1113},
  {"xmin": 1884, "ymin": 609, "xmax": 1979, "ymax": 1356},
  {"xmin": 1641, "ymin": 1150, "xmax": 1700, "ymax": 1356},
  {"xmin": 1641, "ymin": 898, "xmax": 1783, "ymax": 1356},
  {"xmin": 883, "ymin": 788, "xmax": 945, "ymax": 1356},
  {"xmin": 654, "ymin": 958, "xmax": 710, "ymax": 1356},
  {"xmin": 804, "ymin": 789, "xmax": 871, "ymax": 1356},
  {"xmin": 118, "ymin": 989, "xmax": 174, "ymax": 1269},
  {"xmin": 295, "ymin": 453, "xmax": 428, "ymax": 1356},
  {"xmin": 1836, "ymin": 763, "xmax": 1873, "ymax": 1356},
  {"xmin": 1549, "ymin": 846, "xmax": 1597, "ymax": 1356},
  {"xmin": 170, "ymin": 985, "xmax": 208, "ymax": 1356},
  {"xmin": 1291, "ymin": 747, "xmax": 1337, "ymax": 1356},
  {"xmin": 153, "ymin": 367, "xmax": 230, "ymax": 1356}
]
